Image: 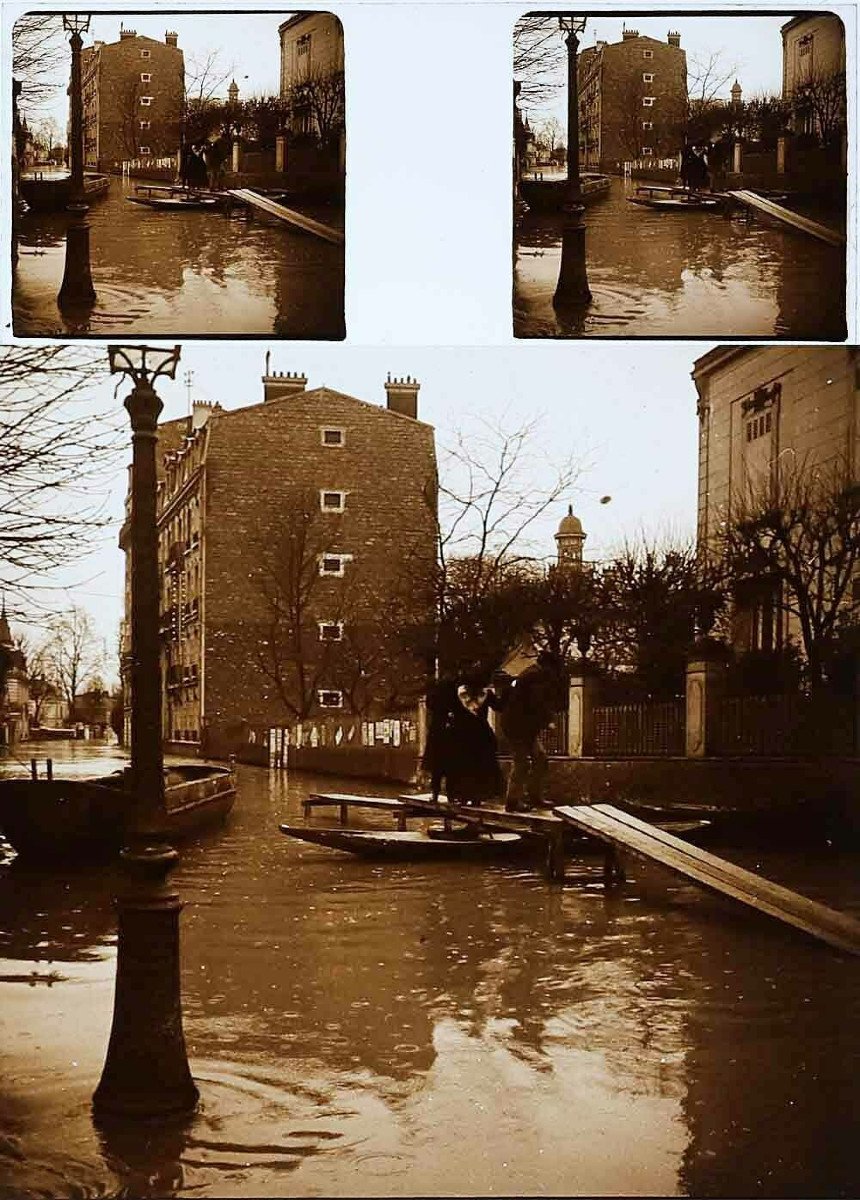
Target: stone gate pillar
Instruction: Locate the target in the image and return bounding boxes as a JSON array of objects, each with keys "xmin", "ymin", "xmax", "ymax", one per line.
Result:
[
  {"xmin": 568, "ymin": 673, "xmax": 598, "ymax": 758},
  {"xmin": 732, "ymin": 140, "xmax": 743, "ymax": 175},
  {"xmin": 685, "ymin": 658, "xmax": 726, "ymax": 758},
  {"xmin": 275, "ymin": 135, "xmax": 286, "ymax": 173}
]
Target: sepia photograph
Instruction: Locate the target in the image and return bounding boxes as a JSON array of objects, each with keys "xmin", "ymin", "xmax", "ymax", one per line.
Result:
[
  {"xmin": 0, "ymin": 339, "xmax": 858, "ymax": 1196},
  {"xmin": 513, "ymin": 12, "xmax": 848, "ymax": 338},
  {"xmin": 10, "ymin": 10, "xmax": 346, "ymax": 338}
]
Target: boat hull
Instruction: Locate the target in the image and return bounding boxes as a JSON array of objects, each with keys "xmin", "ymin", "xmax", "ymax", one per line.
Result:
[
  {"xmin": 0, "ymin": 764, "xmax": 236, "ymax": 862},
  {"xmin": 280, "ymin": 824, "xmax": 524, "ymax": 861},
  {"xmin": 127, "ymin": 195, "xmax": 220, "ymax": 210},
  {"xmin": 518, "ymin": 174, "xmax": 611, "ymax": 212}
]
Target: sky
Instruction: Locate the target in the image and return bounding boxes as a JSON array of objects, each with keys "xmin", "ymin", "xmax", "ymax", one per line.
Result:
[
  {"xmin": 16, "ymin": 10, "xmax": 290, "ymax": 131},
  {"xmin": 10, "ymin": 342, "xmax": 709, "ymax": 683},
  {"xmin": 517, "ymin": 13, "xmax": 789, "ymax": 125}
]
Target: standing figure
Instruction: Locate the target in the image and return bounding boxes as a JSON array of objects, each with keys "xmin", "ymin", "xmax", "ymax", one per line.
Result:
[
  {"xmin": 500, "ymin": 653, "xmax": 565, "ymax": 812},
  {"xmin": 420, "ymin": 671, "xmax": 503, "ymax": 806},
  {"xmin": 680, "ymin": 143, "xmax": 695, "ymax": 191}
]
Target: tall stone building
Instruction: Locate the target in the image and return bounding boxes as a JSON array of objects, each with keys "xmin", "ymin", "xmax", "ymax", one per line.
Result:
[
  {"xmin": 120, "ymin": 367, "xmax": 438, "ymax": 758},
  {"xmin": 692, "ymin": 346, "xmax": 858, "ymax": 653},
  {"xmin": 0, "ymin": 605, "xmax": 29, "ymax": 745},
  {"xmin": 578, "ymin": 29, "xmax": 688, "ymax": 171},
  {"xmin": 781, "ymin": 14, "xmax": 846, "ymax": 144},
  {"xmin": 279, "ymin": 11, "xmax": 344, "ymax": 138},
  {"xmin": 81, "ymin": 28, "xmax": 184, "ymax": 169}
]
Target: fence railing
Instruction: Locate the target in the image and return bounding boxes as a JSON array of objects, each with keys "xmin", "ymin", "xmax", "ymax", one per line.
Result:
[
  {"xmin": 712, "ymin": 693, "xmax": 856, "ymax": 757},
  {"xmin": 594, "ymin": 699, "xmax": 686, "ymax": 757},
  {"xmin": 268, "ymin": 709, "xmax": 422, "ymax": 767}
]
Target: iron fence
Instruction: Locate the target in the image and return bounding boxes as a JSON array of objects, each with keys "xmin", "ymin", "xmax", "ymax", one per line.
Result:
[
  {"xmin": 594, "ymin": 699, "xmax": 686, "ymax": 757},
  {"xmin": 713, "ymin": 693, "xmax": 855, "ymax": 757}
]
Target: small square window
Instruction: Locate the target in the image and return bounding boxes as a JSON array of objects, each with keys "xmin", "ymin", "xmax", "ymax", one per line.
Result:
[
  {"xmin": 140, "ymin": 96, "xmax": 153, "ymax": 106},
  {"xmin": 139, "ymin": 120, "xmax": 151, "ymax": 130},
  {"xmin": 140, "ymin": 72, "xmax": 152, "ymax": 82},
  {"xmin": 140, "ymin": 49, "xmax": 151, "ymax": 59},
  {"xmin": 320, "ymin": 489, "xmax": 346, "ymax": 512},
  {"xmin": 642, "ymin": 49, "xmax": 653, "ymax": 59},
  {"xmin": 139, "ymin": 145, "xmax": 151, "ymax": 155},
  {"xmin": 318, "ymin": 689, "xmax": 343, "ymax": 709},
  {"xmin": 643, "ymin": 73, "xmax": 654, "ymax": 82},
  {"xmin": 319, "ymin": 553, "xmax": 352, "ymax": 577},
  {"xmin": 321, "ymin": 427, "xmax": 345, "ymax": 447},
  {"xmin": 318, "ymin": 621, "xmax": 344, "ymax": 642},
  {"xmin": 642, "ymin": 120, "xmax": 653, "ymax": 130},
  {"xmin": 641, "ymin": 146, "xmax": 653, "ymax": 156},
  {"xmin": 642, "ymin": 97, "xmax": 655, "ymax": 107}
]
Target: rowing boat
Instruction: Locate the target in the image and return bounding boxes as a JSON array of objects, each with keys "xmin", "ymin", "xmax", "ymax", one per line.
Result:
[
  {"xmin": 279, "ymin": 824, "xmax": 524, "ymax": 861},
  {"xmin": 127, "ymin": 194, "xmax": 220, "ymax": 211}
]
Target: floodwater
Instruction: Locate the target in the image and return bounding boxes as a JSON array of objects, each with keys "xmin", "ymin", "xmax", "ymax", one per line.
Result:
[
  {"xmin": 2, "ymin": 742, "xmax": 859, "ymax": 1198},
  {"xmin": 12, "ymin": 177, "xmax": 345, "ymax": 339},
  {"xmin": 514, "ymin": 177, "xmax": 847, "ymax": 339}
]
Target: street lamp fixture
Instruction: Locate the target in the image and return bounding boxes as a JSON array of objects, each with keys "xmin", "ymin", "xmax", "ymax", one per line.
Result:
[
  {"xmin": 93, "ymin": 343, "xmax": 198, "ymax": 1121},
  {"xmin": 553, "ymin": 11, "xmax": 592, "ymax": 311},
  {"xmin": 58, "ymin": 11, "xmax": 96, "ymax": 312}
]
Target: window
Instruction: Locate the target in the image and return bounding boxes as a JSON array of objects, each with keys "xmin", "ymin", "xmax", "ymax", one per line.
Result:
[
  {"xmin": 642, "ymin": 120, "xmax": 653, "ymax": 130},
  {"xmin": 297, "ymin": 33, "xmax": 311, "ymax": 57},
  {"xmin": 643, "ymin": 72, "xmax": 654, "ymax": 82},
  {"xmin": 318, "ymin": 689, "xmax": 343, "ymax": 709},
  {"xmin": 642, "ymin": 97, "xmax": 655, "ymax": 107},
  {"xmin": 139, "ymin": 120, "xmax": 151, "ymax": 130},
  {"xmin": 140, "ymin": 72, "xmax": 152, "ymax": 82},
  {"xmin": 641, "ymin": 146, "xmax": 653, "ymax": 156},
  {"xmin": 320, "ymin": 489, "xmax": 346, "ymax": 512},
  {"xmin": 140, "ymin": 49, "xmax": 151, "ymax": 59},
  {"xmin": 318, "ymin": 621, "xmax": 344, "ymax": 642},
  {"xmin": 321, "ymin": 426, "xmax": 345, "ymax": 447},
  {"xmin": 642, "ymin": 49, "xmax": 653, "ymax": 59},
  {"xmin": 746, "ymin": 411, "xmax": 773, "ymax": 442},
  {"xmin": 139, "ymin": 145, "xmax": 151, "ymax": 155},
  {"xmin": 319, "ymin": 553, "xmax": 352, "ymax": 577},
  {"xmin": 139, "ymin": 96, "xmax": 153, "ymax": 106}
]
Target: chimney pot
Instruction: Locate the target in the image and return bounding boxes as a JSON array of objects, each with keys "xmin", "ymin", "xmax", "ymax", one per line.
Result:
[{"xmin": 384, "ymin": 375, "xmax": 420, "ymax": 419}]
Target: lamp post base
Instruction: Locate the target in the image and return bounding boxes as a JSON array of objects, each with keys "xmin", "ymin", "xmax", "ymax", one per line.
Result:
[
  {"xmin": 553, "ymin": 206, "xmax": 592, "ymax": 309},
  {"xmin": 92, "ymin": 844, "xmax": 199, "ymax": 1121},
  {"xmin": 58, "ymin": 205, "xmax": 96, "ymax": 311}
]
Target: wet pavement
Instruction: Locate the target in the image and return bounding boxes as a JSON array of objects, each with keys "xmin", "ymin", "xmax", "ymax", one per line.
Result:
[
  {"xmin": 1, "ymin": 742, "xmax": 859, "ymax": 1198},
  {"xmin": 514, "ymin": 176, "xmax": 847, "ymax": 339},
  {"xmin": 12, "ymin": 177, "xmax": 345, "ymax": 339}
]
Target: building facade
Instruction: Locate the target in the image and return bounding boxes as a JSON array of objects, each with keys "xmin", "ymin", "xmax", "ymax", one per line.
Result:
[
  {"xmin": 0, "ymin": 607, "xmax": 29, "ymax": 745},
  {"xmin": 693, "ymin": 346, "xmax": 859, "ymax": 653},
  {"xmin": 781, "ymin": 14, "xmax": 846, "ymax": 145},
  {"xmin": 578, "ymin": 29, "xmax": 688, "ymax": 171},
  {"xmin": 120, "ymin": 368, "xmax": 437, "ymax": 758},
  {"xmin": 278, "ymin": 12, "xmax": 344, "ymax": 138},
  {"xmin": 81, "ymin": 28, "xmax": 184, "ymax": 169}
]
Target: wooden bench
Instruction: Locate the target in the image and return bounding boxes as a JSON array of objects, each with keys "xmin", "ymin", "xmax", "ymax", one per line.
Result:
[
  {"xmin": 555, "ymin": 803, "xmax": 860, "ymax": 956},
  {"xmin": 303, "ymin": 793, "xmax": 425, "ymax": 830}
]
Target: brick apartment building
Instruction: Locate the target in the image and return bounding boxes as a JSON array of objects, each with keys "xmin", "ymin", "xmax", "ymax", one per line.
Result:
[
  {"xmin": 578, "ymin": 29, "xmax": 688, "ymax": 171},
  {"xmin": 81, "ymin": 27, "xmax": 184, "ymax": 169},
  {"xmin": 693, "ymin": 346, "xmax": 859, "ymax": 654},
  {"xmin": 119, "ymin": 368, "xmax": 438, "ymax": 758}
]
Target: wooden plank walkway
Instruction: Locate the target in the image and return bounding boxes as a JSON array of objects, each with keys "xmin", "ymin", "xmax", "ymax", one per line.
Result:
[
  {"xmin": 555, "ymin": 803, "xmax": 860, "ymax": 956},
  {"xmin": 228, "ymin": 189, "xmax": 344, "ymax": 245},
  {"xmin": 304, "ymin": 793, "xmax": 425, "ymax": 828},
  {"xmin": 726, "ymin": 190, "xmax": 844, "ymax": 246}
]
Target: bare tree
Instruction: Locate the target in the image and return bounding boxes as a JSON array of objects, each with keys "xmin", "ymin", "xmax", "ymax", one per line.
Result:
[
  {"xmin": 686, "ymin": 50, "xmax": 738, "ymax": 108},
  {"xmin": 513, "ymin": 14, "xmax": 566, "ymax": 111},
  {"xmin": 45, "ymin": 607, "xmax": 106, "ymax": 723},
  {"xmin": 12, "ymin": 14, "xmax": 68, "ymax": 113},
  {"xmin": 284, "ymin": 65, "xmax": 345, "ymax": 145},
  {"xmin": 721, "ymin": 454, "xmax": 859, "ymax": 688},
  {"xmin": 0, "ymin": 346, "xmax": 124, "ymax": 616},
  {"xmin": 790, "ymin": 67, "xmax": 847, "ymax": 147}
]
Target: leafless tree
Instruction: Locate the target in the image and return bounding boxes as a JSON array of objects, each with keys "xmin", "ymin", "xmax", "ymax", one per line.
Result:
[
  {"xmin": 284, "ymin": 65, "xmax": 345, "ymax": 145},
  {"xmin": 687, "ymin": 49, "xmax": 738, "ymax": 108},
  {"xmin": 513, "ymin": 13, "xmax": 566, "ymax": 111},
  {"xmin": 12, "ymin": 13, "xmax": 68, "ymax": 114},
  {"xmin": 44, "ymin": 607, "xmax": 107, "ymax": 723},
  {"xmin": 790, "ymin": 66, "xmax": 847, "ymax": 147},
  {"xmin": 0, "ymin": 346, "xmax": 124, "ymax": 618},
  {"xmin": 721, "ymin": 454, "xmax": 859, "ymax": 689}
]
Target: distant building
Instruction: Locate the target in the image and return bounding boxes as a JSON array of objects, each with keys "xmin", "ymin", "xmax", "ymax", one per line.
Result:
[
  {"xmin": 278, "ymin": 12, "xmax": 344, "ymax": 140},
  {"xmin": 119, "ymin": 366, "xmax": 438, "ymax": 758},
  {"xmin": 0, "ymin": 606, "xmax": 29, "ymax": 745},
  {"xmin": 578, "ymin": 29, "xmax": 688, "ymax": 171},
  {"xmin": 81, "ymin": 27, "xmax": 184, "ymax": 169},
  {"xmin": 781, "ymin": 14, "xmax": 846, "ymax": 144},
  {"xmin": 692, "ymin": 346, "xmax": 858, "ymax": 654}
]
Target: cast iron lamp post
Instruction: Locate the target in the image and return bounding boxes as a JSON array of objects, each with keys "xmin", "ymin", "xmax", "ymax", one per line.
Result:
[
  {"xmin": 58, "ymin": 12, "xmax": 96, "ymax": 311},
  {"xmin": 553, "ymin": 13, "xmax": 592, "ymax": 309},
  {"xmin": 92, "ymin": 345, "xmax": 199, "ymax": 1121}
]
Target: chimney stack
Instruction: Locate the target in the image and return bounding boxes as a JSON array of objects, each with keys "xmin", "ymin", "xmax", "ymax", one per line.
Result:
[
  {"xmin": 165, "ymin": 30, "xmax": 179, "ymax": 47},
  {"xmin": 262, "ymin": 369, "xmax": 308, "ymax": 403},
  {"xmin": 668, "ymin": 30, "xmax": 681, "ymax": 46},
  {"xmin": 119, "ymin": 27, "xmax": 137, "ymax": 39},
  {"xmin": 622, "ymin": 28, "xmax": 640, "ymax": 40},
  {"xmin": 384, "ymin": 374, "xmax": 420, "ymax": 419}
]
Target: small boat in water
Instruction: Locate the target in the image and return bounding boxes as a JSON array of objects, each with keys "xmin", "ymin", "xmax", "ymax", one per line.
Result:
[
  {"xmin": 518, "ymin": 172, "xmax": 611, "ymax": 213},
  {"xmin": 627, "ymin": 184, "xmax": 723, "ymax": 211},
  {"xmin": 127, "ymin": 192, "xmax": 220, "ymax": 211},
  {"xmin": 279, "ymin": 824, "xmax": 524, "ymax": 861},
  {"xmin": 0, "ymin": 763, "xmax": 236, "ymax": 862}
]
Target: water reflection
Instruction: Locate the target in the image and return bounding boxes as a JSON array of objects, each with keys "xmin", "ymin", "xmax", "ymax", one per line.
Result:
[
  {"xmin": 12, "ymin": 178, "xmax": 345, "ymax": 339},
  {"xmin": 514, "ymin": 178, "xmax": 846, "ymax": 339},
  {"xmin": 1, "ymin": 746, "xmax": 859, "ymax": 1196}
]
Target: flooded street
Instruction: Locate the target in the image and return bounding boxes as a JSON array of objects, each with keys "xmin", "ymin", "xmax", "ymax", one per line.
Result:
[
  {"xmin": 514, "ymin": 177, "xmax": 846, "ymax": 339},
  {"xmin": 12, "ymin": 178, "xmax": 345, "ymax": 339},
  {"xmin": 2, "ymin": 743, "xmax": 859, "ymax": 1198}
]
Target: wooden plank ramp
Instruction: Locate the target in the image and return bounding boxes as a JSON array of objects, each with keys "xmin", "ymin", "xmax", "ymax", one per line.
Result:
[
  {"xmin": 555, "ymin": 803, "xmax": 860, "ymax": 956},
  {"xmin": 726, "ymin": 189, "xmax": 844, "ymax": 247},
  {"xmin": 228, "ymin": 188, "xmax": 344, "ymax": 245},
  {"xmin": 303, "ymin": 792, "xmax": 426, "ymax": 828}
]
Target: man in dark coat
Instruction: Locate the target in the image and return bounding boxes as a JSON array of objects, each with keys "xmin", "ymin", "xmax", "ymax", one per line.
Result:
[{"xmin": 499, "ymin": 653, "xmax": 565, "ymax": 811}]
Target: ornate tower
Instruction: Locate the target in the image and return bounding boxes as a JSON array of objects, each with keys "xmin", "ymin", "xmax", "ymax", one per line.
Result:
[{"xmin": 555, "ymin": 505, "xmax": 586, "ymax": 571}]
